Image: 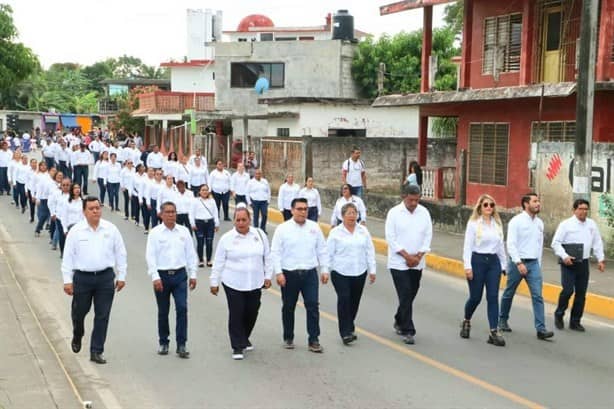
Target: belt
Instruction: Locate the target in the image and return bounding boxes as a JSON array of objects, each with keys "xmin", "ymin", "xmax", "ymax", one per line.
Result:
[
  {"xmin": 196, "ymin": 218, "xmax": 213, "ymax": 222},
  {"xmin": 283, "ymin": 268, "xmax": 316, "ymax": 274},
  {"xmin": 74, "ymin": 267, "xmax": 113, "ymax": 275},
  {"xmin": 158, "ymin": 267, "xmax": 186, "ymax": 275},
  {"xmin": 521, "ymin": 258, "xmax": 537, "ymax": 262}
]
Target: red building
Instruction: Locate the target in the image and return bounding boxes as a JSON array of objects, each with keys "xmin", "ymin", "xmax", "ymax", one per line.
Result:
[{"xmin": 374, "ymin": 0, "xmax": 614, "ymax": 208}]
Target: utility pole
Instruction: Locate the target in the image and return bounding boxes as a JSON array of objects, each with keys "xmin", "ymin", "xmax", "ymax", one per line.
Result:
[{"xmin": 573, "ymin": 0, "xmax": 599, "ymax": 201}]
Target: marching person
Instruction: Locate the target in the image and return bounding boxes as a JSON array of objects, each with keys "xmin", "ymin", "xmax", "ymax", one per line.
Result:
[
  {"xmin": 341, "ymin": 146, "xmax": 367, "ymax": 198},
  {"xmin": 0, "ymin": 140, "xmax": 12, "ymax": 195},
  {"xmin": 13, "ymin": 155, "xmax": 30, "ymax": 213},
  {"xmin": 188, "ymin": 156, "xmax": 209, "ymax": 197},
  {"xmin": 25, "ymin": 158, "xmax": 38, "ymax": 223},
  {"xmin": 327, "ymin": 203, "xmax": 376, "ymax": 345},
  {"xmin": 175, "ymin": 156, "xmax": 191, "ymax": 186},
  {"xmin": 552, "ymin": 199, "xmax": 605, "ymax": 332},
  {"xmin": 460, "ymin": 194, "xmax": 507, "ymax": 346},
  {"xmin": 72, "ymin": 143, "xmax": 91, "ymax": 196},
  {"xmin": 131, "ymin": 164, "xmax": 147, "ymax": 226},
  {"xmin": 277, "ymin": 173, "xmax": 300, "ymax": 221},
  {"xmin": 146, "ymin": 145, "xmax": 164, "ymax": 170},
  {"xmin": 120, "ymin": 159, "xmax": 136, "ymax": 220},
  {"xmin": 175, "ymin": 180, "xmax": 194, "ymax": 231},
  {"xmin": 230, "ymin": 162, "xmax": 250, "ymax": 205},
  {"xmin": 499, "ymin": 193, "xmax": 554, "ymax": 341},
  {"xmin": 189, "ymin": 185, "xmax": 219, "ymax": 268},
  {"xmin": 61, "ymin": 196, "xmax": 127, "ymax": 364},
  {"xmin": 271, "ymin": 198, "xmax": 329, "ymax": 352},
  {"xmin": 106, "ymin": 153, "xmax": 122, "ymax": 212},
  {"xmin": 57, "ymin": 182, "xmax": 84, "ymax": 256},
  {"xmin": 33, "ymin": 162, "xmax": 53, "ymax": 237},
  {"xmin": 145, "ymin": 169, "xmax": 164, "ymax": 230},
  {"xmin": 209, "ymin": 160, "xmax": 232, "ymax": 221},
  {"xmin": 210, "ymin": 204, "xmax": 272, "ymax": 360},
  {"xmin": 188, "ymin": 148, "xmax": 208, "ymax": 169},
  {"xmin": 247, "ymin": 168, "xmax": 271, "ymax": 233},
  {"xmin": 298, "ymin": 177, "xmax": 322, "ymax": 223},
  {"xmin": 146, "ymin": 201, "xmax": 198, "ymax": 359},
  {"xmin": 330, "ymin": 183, "xmax": 367, "ymax": 226},
  {"xmin": 55, "ymin": 139, "xmax": 72, "ymax": 179},
  {"xmin": 140, "ymin": 167, "xmax": 155, "ymax": 233},
  {"xmin": 384, "ymin": 183, "xmax": 432, "ymax": 345},
  {"xmin": 156, "ymin": 175, "xmax": 178, "ymax": 216}
]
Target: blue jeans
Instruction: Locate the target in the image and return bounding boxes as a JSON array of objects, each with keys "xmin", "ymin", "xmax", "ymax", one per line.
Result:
[
  {"xmin": 500, "ymin": 259, "xmax": 546, "ymax": 332},
  {"xmin": 555, "ymin": 259, "xmax": 590, "ymax": 324},
  {"xmin": 155, "ymin": 269, "xmax": 188, "ymax": 346},
  {"xmin": 107, "ymin": 182, "xmax": 119, "ymax": 210},
  {"xmin": 15, "ymin": 182, "xmax": 27, "ymax": 209},
  {"xmin": 350, "ymin": 185, "xmax": 363, "ymax": 198},
  {"xmin": 251, "ymin": 200, "xmax": 268, "ymax": 232},
  {"xmin": 464, "ymin": 253, "xmax": 502, "ymax": 330},
  {"xmin": 194, "ymin": 219, "xmax": 215, "ymax": 262},
  {"xmin": 307, "ymin": 206, "xmax": 318, "ymax": 222},
  {"xmin": 35, "ymin": 199, "xmax": 50, "ymax": 234},
  {"xmin": 281, "ymin": 269, "xmax": 320, "ymax": 343}
]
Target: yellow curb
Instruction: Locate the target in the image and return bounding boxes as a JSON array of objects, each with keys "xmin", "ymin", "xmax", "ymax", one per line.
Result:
[{"xmin": 267, "ymin": 208, "xmax": 614, "ymax": 320}]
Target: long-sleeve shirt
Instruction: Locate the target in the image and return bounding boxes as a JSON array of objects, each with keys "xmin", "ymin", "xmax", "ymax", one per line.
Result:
[
  {"xmin": 385, "ymin": 203, "xmax": 432, "ymax": 270},
  {"xmin": 230, "ymin": 171, "xmax": 250, "ymax": 196},
  {"xmin": 145, "ymin": 223, "xmax": 198, "ymax": 281},
  {"xmin": 210, "ymin": 227, "xmax": 273, "ymax": 291},
  {"xmin": 247, "ymin": 178, "xmax": 271, "ymax": 204},
  {"xmin": 54, "ymin": 147, "xmax": 71, "ymax": 163},
  {"xmin": 175, "ymin": 163, "xmax": 191, "ymax": 184},
  {"xmin": 156, "ymin": 184, "xmax": 178, "ymax": 214},
  {"xmin": 92, "ymin": 160, "xmax": 109, "ymax": 182},
  {"xmin": 146, "ymin": 152, "xmax": 164, "ymax": 169},
  {"xmin": 189, "ymin": 197, "xmax": 219, "ymax": 227},
  {"xmin": 145, "ymin": 180, "xmax": 164, "ymax": 206},
  {"xmin": 175, "ymin": 190, "xmax": 194, "ymax": 214},
  {"xmin": 330, "ymin": 195, "xmax": 367, "ymax": 226},
  {"xmin": 48, "ymin": 187, "xmax": 64, "ymax": 217},
  {"xmin": 327, "ymin": 224, "xmax": 376, "ymax": 276},
  {"xmin": 163, "ymin": 161, "xmax": 178, "ymax": 179},
  {"xmin": 106, "ymin": 162, "xmax": 122, "ymax": 184},
  {"xmin": 298, "ymin": 187, "xmax": 322, "ymax": 215},
  {"xmin": 57, "ymin": 197, "xmax": 84, "ymax": 228},
  {"xmin": 551, "ymin": 215, "xmax": 605, "ymax": 262},
  {"xmin": 463, "ymin": 218, "xmax": 506, "ymax": 270},
  {"xmin": 8, "ymin": 159, "xmax": 19, "ymax": 184},
  {"xmin": 72, "ymin": 150, "xmax": 92, "ymax": 166},
  {"xmin": 189, "ymin": 165, "xmax": 209, "ymax": 188},
  {"xmin": 132, "ymin": 173, "xmax": 147, "ymax": 198},
  {"xmin": 61, "ymin": 219, "xmax": 127, "ymax": 284},
  {"xmin": 277, "ymin": 182, "xmax": 300, "ymax": 210},
  {"xmin": 120, "ymin": 167, "xmax": 136, "ymax": 192},
  {"xmin": 14, "ymin": 163, "xmax": 30, "ymax": 184},
  {"xmin": 209, "ymin": 169, "xmax": 231, "ymax": 193},
  {"xmin": 0, "ymin": 150, "xmax": 11, "ymax": 166},
  {"xmin": 33, "ymin": 173, "xmax": 54, "ymax": 200},
  {"xmin": 506, "ymin": 211, "xmax": 544, "ymax": 266},
  {"xmin": 271, "ymin": 219, "xmax": 329, "ymax": 275}
]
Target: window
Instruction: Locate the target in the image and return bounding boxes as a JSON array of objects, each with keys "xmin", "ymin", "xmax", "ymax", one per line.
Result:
[
  {"xmin": 260, "ymin": 33, "xmax": 273, "ymax": 41},
  {"xmin": 327, "ymin": 128, "xmax": 367, "ymax": 137},
  {"xmin": 277, "ymin": 128, "xmax": 290, "ymax": 137},
  {"xmin": 469, "ymin": 123, "xmax": 509, "ymax": 185},
  {"xmin": 230, "ymin": 62, "xmax": 285, "ymax": 88},
  {"xmin": 275, "ymin": 37, "xmax": 297, "ymax": 41},
  {"xmin": 482, "ymin": 13, "xmax": 523, "ymax": 75},
  {"xmin": 531, "ymin": 121, "xmax": 575, "ymax": 142}
]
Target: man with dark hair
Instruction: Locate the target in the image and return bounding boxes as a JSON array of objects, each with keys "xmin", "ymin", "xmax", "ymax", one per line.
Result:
[
  {"xmin": 342, "ymin": 147, "xmax": 367, "ymax": 198},
  {"xmin": 61, "ymin": 197, "xmax": 127, "ymax": 364},
  {"xmin": 551, "ymin": 199, "xmax": 605, "ymax": 332},
  {"xmin": 385, "ymin": 183, "xmax": 432, "ymax": 345},
  {"xmin": 499, "ymin": 192, "xmax": 554, "ymax": 341}
]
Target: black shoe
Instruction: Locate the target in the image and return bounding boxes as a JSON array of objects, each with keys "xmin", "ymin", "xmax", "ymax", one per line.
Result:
[
  {"xmin": 403, "ymin": 334, "xmax": 415, "ymax": 345},
  {"xmin": 460, "ymin": 320, "xmax": 471, "ymax": 339},
  {"xmin": 176, "ymin": 345, "xmax": 190, "ymax": 358},
  {"xmin": 71, "ymin": 337, "xmax": 81, "ymax": 353},
  {"xmin": 393, "ymin": 323, "xmax": 404, "ymax": 335},
  {"xmin": 342, "ymin": 335, "xmax": 355, "ymax": 345},
  {"xmin": 224, "ymin": 217, "xmax": 232, "ymax": 221},
  {"xmin": 487, "ymin": 330, "xmax": 506, "ymax": 347},
  {"xmin": 554, "ymin": 314, "xmax": 564, "ymax": 330},
  {"xmin": 283, "ymin": 339, "xmax": 295, "ymax": 349},
  {"xmin": 157, "ymin": 344, "xmax": 169, "ymax": 355},
  {"xmin": 90, "ymin": 352, "xmax": 107, "ymax": 364},
  {"xmin": 232, "ymin": 349, "xmax": 244, "ymax": 360},
  {"xmin": 498, "ymin": 320, "xmax": 512, "ymax": 332},
  {"xmin": 569, "ymin": 323, "xmax": 586, "ymax": 332},
  {"xmin": 537, "ymin": 330, "xmax": 554, "ymax": 340},
  {"xmin": 245, "ymin": 341, "xmax": 254, "ymax": 351},
  {"xmin": 308, "ymin": 342, "xmax": 324, "ymax": 353}
]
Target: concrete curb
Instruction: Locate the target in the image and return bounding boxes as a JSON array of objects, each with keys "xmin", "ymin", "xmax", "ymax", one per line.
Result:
[{"xmin": 267, "ymin": 208, "xmax": 614, "ymax": 320}]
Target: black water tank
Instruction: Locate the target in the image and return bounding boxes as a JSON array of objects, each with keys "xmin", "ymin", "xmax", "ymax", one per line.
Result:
[{"xmin": 332, "ymin": 10, "xmax": 354, "ymax": 41}]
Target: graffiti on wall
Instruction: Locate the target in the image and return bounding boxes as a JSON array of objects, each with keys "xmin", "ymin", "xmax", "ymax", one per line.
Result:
[{"xmin": 545, "ymin": 153, "xmax": 613, "ymax": 194}]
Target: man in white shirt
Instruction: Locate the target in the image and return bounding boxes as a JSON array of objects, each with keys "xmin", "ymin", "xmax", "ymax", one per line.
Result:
[
  {"xmin": 61, "ymin": 197, "xmax": 127, "ymax": 364},
  {"xmin": 499, "ymin": 193, "xmax": 554, "ymax": 340},
  {"xmin": 247, "ymin": 169, "xmax": 271, "ymax": 233},
  {"xmin": 72, "ymin": 144, "xmax": 92, "ymax": 195},
  {"xmin": 277, "ymin": 174, "xmax": 300, "ymax": 221},
  {"xmin": 175, "ymin": 180, "xmax": 195, "ymax": 232},
  {"xmin": 188, "ymin": 148, "xmax": 207, "ymax": 169},
  {"xmin": 146, "ymin": 201, "xmax": 198, "ymax": 358},
  {"xmin": 0, "ymin": 141, "xmax": 14, "ymax": 195},
  {"xmin": 55, "ymin": 139, "xmax": 72, "ymax": 179},
  {"xmin": 42, "ymin": 138, "xmax": 57, "ymax": 170},
  {"xmin": 341, "ymin": 146, "xmax": 367, "ymax": 198},
  {"xmin": 385, "ymin": 183, "xmax": 432, "ymax": 345},
  {"xmin": 89, "ymin": 136, "xmax": 103, "ymax": 163},
  {"xmin": 552, "ymin": 198, "xmax": 605, "ymax": 332},
  {"xmin": 271, "ymin": 197, "xmax": 329, "ymax": 353},
  {"xmin": 146, "ymin": 145, "xmax": 164, "ymax": 169}
]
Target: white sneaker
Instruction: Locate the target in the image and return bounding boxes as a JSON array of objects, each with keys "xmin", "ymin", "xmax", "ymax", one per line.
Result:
[{"xmin": 232, "ymin": 349, "xmax": 244, "ymax": 360}]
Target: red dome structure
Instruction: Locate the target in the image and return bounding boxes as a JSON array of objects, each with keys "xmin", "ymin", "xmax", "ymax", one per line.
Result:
[{"xmin": 236, "ymin": 14, "xmax": 274, "ymax": 32}]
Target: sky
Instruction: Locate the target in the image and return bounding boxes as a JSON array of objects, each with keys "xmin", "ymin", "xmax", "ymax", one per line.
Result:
[{"xmin": 6, "ymin": 0, "xmax": 446, "ymax": 68}]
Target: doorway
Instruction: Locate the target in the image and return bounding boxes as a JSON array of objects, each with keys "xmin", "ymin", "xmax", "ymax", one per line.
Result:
[{"xmin": 542, "ymin": 6, "xmax": 562, "ymax": 83}]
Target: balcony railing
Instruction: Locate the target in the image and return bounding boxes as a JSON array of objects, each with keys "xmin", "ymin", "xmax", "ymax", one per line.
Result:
[
  {"xmin": 422, "ymin": 167, "xmax": 456, "ymax": 201},
  {"xmin": 134, "ymin": 91, "xmax": 215, "ymax": 115}
]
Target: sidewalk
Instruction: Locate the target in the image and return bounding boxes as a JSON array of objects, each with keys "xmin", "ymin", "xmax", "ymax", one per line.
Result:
[{"xmin": 267, "ymin": 199, "xmax": 614, "ymax": 320}]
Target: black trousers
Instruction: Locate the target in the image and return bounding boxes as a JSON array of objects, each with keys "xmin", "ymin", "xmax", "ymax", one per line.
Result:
[
  {"xmin": 390, "ymin": 268, "xmax": 422, "ymax": 336},
  {"xmin": 223, "ymin": 283, "xmax": 261, "ymax": 350},
  {"xmin": 555, "ymin": 259, "xmax": 590, "ymax": 324},
  {"xmin": 122, "ymin": 189, "xmax": 130, "ymax": 218},
  {"xmin": 28, "ymin": 189, "xmax": 36, "ymax": 222},
  {"xmin": 235, "ymin": 194, "xmax": 247, "ymax": 205},
  {"xmin": 15, "ymin": 182, "xmax": 27, "ymax": 209},
  {"xmin": 72, "ymin": 268, "xmax": 115, "ymax": 353},
  {"xmin": 213, "ymin": 191, "xmax": 230, "ymax": 219},
  {"xmin": 73, "ymin": 165, "xmax": 89, "ymax": 195},
  {"xmin": 58, "ymin": 160, "xmax": 71, "ymax": 179},
  {"xmin": 282, "ymin": 209, "xmax": 292, "ymax": 221},
  {"xmin": 131, "ymin": 195, "xmax": 140, "ymax": 223},
  {"xmin": 331, "ymin": 271, "xmax": 367, "ymax": 338},
  {"xmin": 141, "ymin": 199, "xmax": 150, "ymax": 230},
  {"xmin": 177, "ymin": 213, "xmax": 191, "ymax": 232}
]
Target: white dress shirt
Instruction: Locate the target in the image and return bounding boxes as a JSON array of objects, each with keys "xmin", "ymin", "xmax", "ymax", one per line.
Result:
[
  {"xmin": 506, "ymin": 211, "xmax": 544, "ymax": 265},
  {"xmin": 271, "ymin": 219, "xmax": 329, "ymax": 274},
  {"xmin": 188, "ymin": 154, "xmax": 208, "ymax": 169},
  {"xmin": 33, "ymin": 173, "xmax": 54, "ymax": 200},
  {"xmin": 277, "ymin": 182, "xmax": 300, "ymax": 210},
  {"xmin": 189, "ymin": 197, "xmax": 219, "ymax": 227},
  {"xmin": 58, "ymin": 197, "xmax": 84, "ymax": 228},
  {"xmin": 163, "ymin": 161, "xmax": 179, "ymax": 178},
  {"xmin": 106, "ymin": 162, "xmax": 122, "ymax": 184},
  {"xmin": 55, "ymin": 147, "xmax": 71, "ymax": 163},
  {"xmin": 14, "ymin": 163, "xmax": 30, "ymax": 184},
  {"xmin": 330, "ymin": 196, "xmax": 367, "ymax": 226},
  {"xmin": 189, "ymin": 165, "xmax": 209, "ymax": 187},
  {"xmin": 385, "ymin": 203, "xmax": 433, "ymax": 270},
  {"xmin": 342, "ymin": 157, "xmax": 366, "ymax": 187},
  {"xmin": 298, "ymin": 187, "xmax": 322, "ymax": 215},
  {"xmin": 247, "ymin": 178, "xmax": 271, "ymax": 204},
  {"xmin": 210, "ymin": 227, "xmax": 273, "ymax": 291},
  {"xmin": 156, "ymin": 184, "xmax": 178, "ymax": 213},
  {"xmin": 120, "ymin": 167, "xmax": 136, "ymax": 192},
  {"xmin": 551, "ymin": 215, "xmax": 605, "ymax": 262},
  {"xmin": 175, "ymin": 163, "xmax": 191, "ymax": 184},
  {"xmin": 133, "ymin": 173, "xmax": 148, "ymax": 200},
  {"xmin": 0, "ymin": 150, "xmax": 12, "ymax": 166},
  {"xmin": 145, "ymin": 180, "xmax": 163, "ymax": 206},
  {"xmin": 230, "ymin": 171, "xmax": 250, "ymax": 195},
  {"xmin": 61, "ymin": 219, "xmax": 128, "ymax": 284},
  {"xmin": 145, "ymin": 223, "xmax": 198, "ymax": 281},
  {"xmin": 73, "ymin": 150, "xmax": 92, "ymax": 166},
  {"xmin": 209, "ymin": 169, "xmax": 231, "ymax": 193},
  {"xmin": 8, "ymin": 159, "xmax": 19, "ymax": 185},
  {"xmin": 93, "ymin": 160, "xmax": 109, "ymax": 181},
  {"xmin": 175, "ymin": 190, "xmax": 194, "ymax": 214},
  {"xmin": 462, "ymin": 217, "xmax": 507, "ymax": 270},
  {"xmin": 327, "ymin": 224, "xmax": 376, "ymax": 276},
  {"xmin": 88, "ymin": 140, "xmax": 102, "ymax": 153},
  {"xmin": 146, "ymin": 152, "xmax": 164, "ymax": 169}
]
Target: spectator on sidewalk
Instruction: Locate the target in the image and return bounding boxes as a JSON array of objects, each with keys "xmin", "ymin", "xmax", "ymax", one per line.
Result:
[
  {"xmin": 277, "ymin": 174, "xmax": 300, "ymax": 221},
  {"xmin": 406, "ymin": 161, "xmax": 423, "ymax": 188},
  {"xmin": 385, "ymin": 183, "xmax": 432, "ymax": 345},
  {"xmin": 247, "ymin": 169, "xmax": 271, "ymax": 233},
  {"xmin": 244, "ymin": 151, "xmax": 258, "ymax": 179},
  {"xmin": 330, "ymin": 183, "xmax": 367, "ymax": 227},
  {"xmin": 499, "ymin": 193, "xmax": 554, "ymax": 341},
  {"xmin": 341, "ymin": 146, "xmax": 367, "ymax": 198},
  {"xmin": 298, "ymin": 177, "xmax": 322, "ymax": 223},
  {"xmin": 460, "ymin": 194, "xmax": 507, "ymax": 346},
  {"xmin": 551, "ymin": 199, "xmax": 605, "ymax": 332}
]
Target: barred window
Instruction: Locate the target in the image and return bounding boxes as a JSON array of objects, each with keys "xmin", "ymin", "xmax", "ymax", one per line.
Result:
[
  {"xmin": 482, "ymin": 13, "xmax": 523, "ymax": 75},
  {"xmin": 531, "ymin": 121, "xmax": 576, "ymax": 142},
  {"xmin": 469, "ymin": 123, "xmax": 509, "ymax": 186},
  {"xmin": 231, "ymin": 62, "xmax": 285, "ymax": 88},
  {"xmin": 276, "ymin": 128, "xmax": 290, "ymax": 137}
]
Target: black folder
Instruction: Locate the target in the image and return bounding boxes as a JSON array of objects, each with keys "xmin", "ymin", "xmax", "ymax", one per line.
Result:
[{"xmin": 560, "ymin": 243, "xmax": 584, "ymax": 264}]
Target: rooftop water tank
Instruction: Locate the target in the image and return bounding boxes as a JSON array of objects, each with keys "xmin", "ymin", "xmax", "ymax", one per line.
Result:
[{"xmin": 332, "ymin": 10, "xmax": 354, "ymax": 41}]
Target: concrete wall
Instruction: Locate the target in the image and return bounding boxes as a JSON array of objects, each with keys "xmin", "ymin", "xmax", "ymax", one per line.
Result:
[
  {"xmin": 0, "ymin": 112, "xmax": 43, "ymax": 133},
  {"xmin": 170, "ymin": 66, "xmax": 216, "ymax": 93},
  {"xmin": 266, "ymin": 103, "xmax": 419, "ymax": 138}
]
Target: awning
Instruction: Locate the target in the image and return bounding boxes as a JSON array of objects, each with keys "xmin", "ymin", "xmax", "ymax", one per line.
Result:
[{"xmin": 60, "ymin": 115, "xmax": 79, "ymax": 128}]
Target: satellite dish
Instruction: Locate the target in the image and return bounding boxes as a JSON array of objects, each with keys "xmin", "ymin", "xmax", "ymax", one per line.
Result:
[{"xmin": 254, "ymin": 77, "xmax": 269, "ymax": 94}]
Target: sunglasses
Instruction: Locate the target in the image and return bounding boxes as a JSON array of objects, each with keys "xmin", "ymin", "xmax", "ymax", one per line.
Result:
[{"xmin": 482, "ymin": 202, "xmax": 495, "ymax": 209}]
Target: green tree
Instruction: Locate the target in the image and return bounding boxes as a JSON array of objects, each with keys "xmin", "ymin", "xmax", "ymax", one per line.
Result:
[
  {"xmin": 0, "ymin": 4, "xmax": 40, "ymax": 108},
  {"xmin": 443, "ymin": 1, "xmax": 464, "ymax": 39}
]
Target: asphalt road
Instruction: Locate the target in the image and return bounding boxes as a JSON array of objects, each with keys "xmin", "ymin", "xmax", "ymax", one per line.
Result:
[{"xmin": 0, "ymin": 192, "xmax": 612, "ymax": 409}]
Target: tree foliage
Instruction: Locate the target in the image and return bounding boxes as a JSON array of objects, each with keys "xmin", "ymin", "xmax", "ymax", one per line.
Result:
[{"xmin": 444, "ymin": 1, "xmax": 464, "ymax": 39}]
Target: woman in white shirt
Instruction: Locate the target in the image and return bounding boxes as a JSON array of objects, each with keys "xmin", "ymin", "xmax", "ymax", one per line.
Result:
[
  {"xmin": 230, "ymin": 163, "xmax": 250, "ymax": 205},
  {"xmin": 210, "ymin": 204, "xmax": 272, "ymax": 360},
  {"xmin": 120, "ymin": 160, "xmax": 136, "ymax": 220},
  {"xmin": 189, "ymin": 185, "xmax": 219, "ymax": 267},
  {"xmin": 162, "ymin": 151, "xmax": 179, "ymax": 179},
  {"xmin": 247, "ymin": 168, "xmax": 271, "ymax": 233},
  {"xmin": 58, "ymin": 182, "xmax": 84, "ymax": 256},
  {"xmin": 277, "ymin": 174, "xmax": 300, "ymax": 221},
  {"xmin": 145, "ymin": 168, "xmax": 164, "ymax": 230},
  {"xmin": 188, "ymin": 157, "xmax": 209, "ymax": 196},
  {"xmin": 330, "ymin": 183, "xmax": 367, "ymax": 226},
  {"xmin": 298, "ymin": 177, "xmax": 321, "ymax": 222},
  {"xmin": 139, "ymin": 167, "xmax": 156, "ymax": 233},
  {"xmin": 461, "ymin": 194, "xmax": 507, "ymax": 347},
  {"xmin": 327, "ymin": 202, "xmax": 376, "ymax": 345},
  {"xmin": 106, "ymin": 153, "xmax": 122, "ymax": 212},
  {"xmin": 92, "ymin": 150, "xmax": 110, "ymax": 207}
]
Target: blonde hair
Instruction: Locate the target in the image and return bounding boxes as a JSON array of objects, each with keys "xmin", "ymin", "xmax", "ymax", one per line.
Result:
[{"xmin": 470, "ymin": 194, "xmax": 502, "ymax": 225}]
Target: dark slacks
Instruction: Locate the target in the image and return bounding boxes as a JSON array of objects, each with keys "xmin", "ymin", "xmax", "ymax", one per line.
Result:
[
  {"xmin": 11, "ymin": 182, "xmax": 18, "ymax": 206},
  {"xmin": 97, "ymin": 178, "xmax": 107, "ymax": 205},
  {"xmin": 194, "ymin": 219, "xmax": 215, "ymax": 262},
  {"xmin": 58, "ymin": 219, "xmax": 66, "ymax": 256},
  {"xmin": 73, "ymin": 165, "xmax": 88, "ymax": 195},
  {"xmin": 15, "ymin": 182, "xmax": 27, "ymax": 209},
  {"xmin": 72, "ymin": 268, "xmax": 115, "ymax": 353},
  {"xmin": 464, "ymin": 253, "xmax": 501, "ymax": 330},
  {"xmin": 150, "ymin": 199, "xmax": 159, "ymax": 228},
  {"xmin": 107, "ymin": 182, "xmax": 119, "ymax": 211},
  {"xmin": 58, "ymin": 160, "xmax": 70, "ymax": 179},
  {"xmin": 177, "ymin": 213, "xmax": 191, "ymax": 232},
  {"xmin": 390, "ymin": 268, "xmax": 422, "ymax": 336},
  {"xmin": 141, "ymin": 199, "xmax": 151, "ymax": 230},
  {"xmin": 282, "ymin": 209, "xmax": 292, "ymax": 221},
  {"xmin": 44, "ymin": 157, "xmax": 55, "ymax": 170},
  {"xmin": 28, "ymin": 190, "xmax": 36, "ymax": 222},
  {"xmin": 131, "ymin": 195, "xmax": 140, "ymax": 223},
  {"xmin": 307, "ymin": 206, "xmax": 318, "ymax": 222},
  {"xmin": 35, "ymin": 199, "xmax": 50, "ymax": 234},
  {"xmin": 122, "ymin": 189, "xmax": 130, "ymax": 218},
  {"xmin": 235, "ymin": 194, "xmax": 247, "ymax": 205},
  {"xmin": 213, "ymin": 191, "xmax": 230, "ymax": 220},
  {"xmin": 251, "ymin": 200, "xmax": 268, "ymax": 232},
  {"xmin": 281, "ymin": 268, "xmax": 320, "ymax": 343},
  {"xmin": 155, "ymin": 269, "xmax": 188, "ymax": 347},
  {"xmin": 223, "ymin": 284, "xmax": 262, "ymax": 350},
  {"xmin": 0, "ymin": 167, "xmax": 9, "ymax": 193},
  {"xmin": 331, "ymin": 271, "xmax": 367, "ymax": 338},
  {"xmin": 555, "ymin": 259, "xmax": 590, "ymax": 324}
]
